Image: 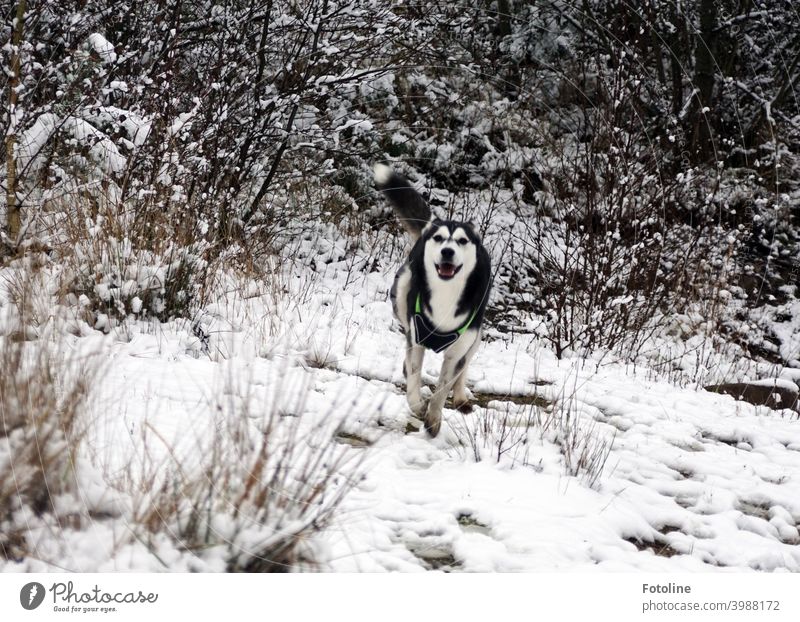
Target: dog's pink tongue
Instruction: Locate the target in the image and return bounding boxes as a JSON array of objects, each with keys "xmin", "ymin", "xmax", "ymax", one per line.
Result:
[{"xmin": 438, "ymin": 264, "xmax": 455, "ymax": 277}]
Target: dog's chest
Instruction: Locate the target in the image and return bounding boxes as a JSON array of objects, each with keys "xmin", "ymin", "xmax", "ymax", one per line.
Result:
[{"xmin": 426, "ymin": 277, "xmax": 469, "ymax": 331}]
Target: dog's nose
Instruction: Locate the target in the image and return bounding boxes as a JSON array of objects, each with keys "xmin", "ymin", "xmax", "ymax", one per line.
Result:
[{"xmin": 441, "ymin": 247, "xmax": 455, "ymax": 260}]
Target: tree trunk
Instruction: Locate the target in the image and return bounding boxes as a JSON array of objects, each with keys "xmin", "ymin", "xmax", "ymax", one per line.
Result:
[
  {"xmin": 5, "ymin": 0, "xmax": 26, "ymax": 250},
  {"xmin": 691, "ymin": 0, "xmax": 717, "ymax": 160}
]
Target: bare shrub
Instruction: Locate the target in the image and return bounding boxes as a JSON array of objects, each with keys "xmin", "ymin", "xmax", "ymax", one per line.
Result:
[
  {"xmin": 128, "ymin": 374, "xmax": 362, "ymax": 572},
  {"xmin": 451, "ymin": 402, "xmax": 537, "ymax": 466},
  {"xmin": 552, "ymin": 391, "xmax": 615, "ymax": 489},
  {"xmin": 450, "ymin": 377, "xmax": 613, "ymax": 488},
  {"xmin": 512, "ymin": 65, "xmax": 738, "ymax": 361},
  {"xmin": 36, "ymin": 192, "xmax": 213, "ymax": 330}
]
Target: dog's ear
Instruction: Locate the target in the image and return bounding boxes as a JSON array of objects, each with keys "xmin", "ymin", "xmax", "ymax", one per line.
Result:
[{"xmin": 463, "ymin": 222, "xmax": 481, "ymax": 242}]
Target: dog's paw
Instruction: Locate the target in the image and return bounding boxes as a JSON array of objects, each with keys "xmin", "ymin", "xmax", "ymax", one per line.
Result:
[
  {"xmin": 423, "ymin": 408, "xmax": 442, "ymax": 437},
  {"xmin": 454, "ymin": 400, "xmax": 473, "ymax": 414}
]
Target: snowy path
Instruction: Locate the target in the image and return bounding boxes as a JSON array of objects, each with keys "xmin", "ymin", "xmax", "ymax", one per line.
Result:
[
  {"xmin": 80, "ymin": 310, "xmax": 800, "ymax": 572},
  {"xmin": 319, "ymin": 348, "xmax": 800, "ymax": 572}
]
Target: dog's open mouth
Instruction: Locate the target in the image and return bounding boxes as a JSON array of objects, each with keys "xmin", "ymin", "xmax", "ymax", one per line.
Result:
[{"xmin": 435, "ymin": 262, "xmax": 462, "ymax": 280}]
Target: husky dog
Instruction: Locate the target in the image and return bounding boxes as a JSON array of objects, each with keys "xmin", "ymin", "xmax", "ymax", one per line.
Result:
[{"xmin": 374, "ymin": 164, "xmax": 491, "ymax": 437}]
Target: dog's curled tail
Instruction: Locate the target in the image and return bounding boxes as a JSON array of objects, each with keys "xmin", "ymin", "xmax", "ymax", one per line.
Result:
[{"xmin": 374, "ymin": 164, "xmax": 431, "ymax": 240}]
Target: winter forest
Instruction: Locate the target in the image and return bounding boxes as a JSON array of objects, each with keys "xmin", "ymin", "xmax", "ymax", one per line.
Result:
[{"xmin": 2, "ymin": 0, "xmax": 800, "ymax": 572}]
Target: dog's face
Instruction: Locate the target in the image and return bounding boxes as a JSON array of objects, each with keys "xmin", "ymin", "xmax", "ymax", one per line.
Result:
[{"xmin": 422, "ymin": 220, "xmax": 480, "ymax": 281}]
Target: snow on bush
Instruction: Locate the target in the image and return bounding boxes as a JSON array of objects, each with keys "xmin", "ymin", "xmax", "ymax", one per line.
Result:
[
  {"xmin": 64, "ymin": 235, "xmax": 208, "ymax": 329},
  {"xmin": 87, "ymin": 33, "xmax": 116, "ymax": 64}
]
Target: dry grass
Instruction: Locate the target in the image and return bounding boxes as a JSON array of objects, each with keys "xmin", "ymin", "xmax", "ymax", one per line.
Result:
[
  {"xmin": 450, "ymin": 371, "xmax": 614, "ymax": 488},
  {"xmin": 450, "ymin": 400, "xmax": 539, "ymax": 466},
  {"xmin": 0, "ymin": 312, "xmax": 96, "ymax": 561},
  {"xmin": 553, "ymin": 390, "xmax": 616, "ymax": 488},
  {"xmin": 127, "ymin": 373, "xmax": 363, "ymax": 572}
]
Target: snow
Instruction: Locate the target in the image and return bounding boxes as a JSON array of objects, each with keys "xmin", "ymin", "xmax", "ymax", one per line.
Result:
[
  {"xmin": 743, "ymin": 378, "xmax": 799, "ymax": 392},
  {"xmin": 17, "ymin": 113, "xmax": 127, "ymax": 174},
  {"xmin": 81, "ymin": 106, "xmax": 152, "ymax": 147},
  {"xmin": 88, "ymin": 33, "xmax": 117, "ymax": 64},
  {"xmin": 3, "ymin": 238, "xmax": 798, "ymax": 573},
  {"xmin": 16, "ymin": 113, "xmax": 59, "ymax": 170},
  {"xmin": 168, "ymin": 100, "xmax": 202, "ymax": 137}
]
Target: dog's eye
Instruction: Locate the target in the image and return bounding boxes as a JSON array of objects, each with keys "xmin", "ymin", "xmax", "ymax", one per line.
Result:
[
  {"xmin": 456, "ymin": 238, "xmax": 468, "ymax": 246},
  {"xmin": 433, "ymin": 235, "xmax": 444, "ymax": 243}
]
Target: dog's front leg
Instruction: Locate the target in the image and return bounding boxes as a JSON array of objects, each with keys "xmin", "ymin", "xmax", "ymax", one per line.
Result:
[
  {"xmin": 425, "ymin": 333, "xmax": 480, "ymax": 436},
  {"xmin": 405, "ymin": 343, "xmax": 426, "ymax": 417},
  {"xmin": 424, "ymin": 352, "xmax": 462, "ymax": 437},
  {"xmin": 452, "ymin": 333, "xmax": 480, "ymax": 413}
]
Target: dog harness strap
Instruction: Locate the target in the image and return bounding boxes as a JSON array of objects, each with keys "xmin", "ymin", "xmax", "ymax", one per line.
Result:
[
  {"xmin": 413, "ymin": 294, "xmax": 478, "ymax": 352},
  {"xmin": 457, "ymin": 305, "xmax": 480, "ymax": 336}
]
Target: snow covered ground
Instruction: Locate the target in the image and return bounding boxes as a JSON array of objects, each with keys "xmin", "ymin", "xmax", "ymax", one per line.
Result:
[{"xmin": 5, "ymin": 237, "xmax": 798, "ymax": 574}]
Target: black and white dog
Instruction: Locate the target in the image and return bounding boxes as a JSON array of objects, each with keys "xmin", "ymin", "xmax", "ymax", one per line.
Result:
[{"xmin": 374, "ymin": 164, "xmax": 491, "ymax": 437}]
